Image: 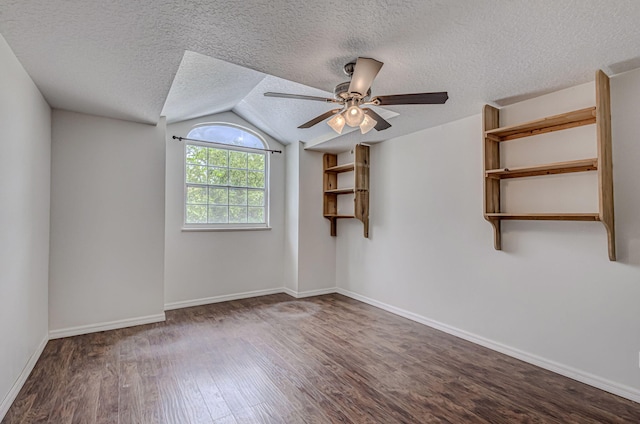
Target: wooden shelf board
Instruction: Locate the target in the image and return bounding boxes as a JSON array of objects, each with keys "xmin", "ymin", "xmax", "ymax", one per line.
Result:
[
  {"xmin": 324, "ymin": 188, "xmax": 355, "ymax": 194},
  {"xmin": 485, "ymin": 213, "xmax": 600, "ymax": 221},
  {"xmin": 324, "ymin": 214, "xmax": 355, "ymax": 219},
  {"xmin": 485, "ymin": 107, "xmax": 596, "ymax": 141},
  {"xmin": 325, "ymin": 163, "xmax": 355, "ymax": 173},
  {"xmin": 485, "ymin": 158, "xmax": 597, "ymax": 179}
]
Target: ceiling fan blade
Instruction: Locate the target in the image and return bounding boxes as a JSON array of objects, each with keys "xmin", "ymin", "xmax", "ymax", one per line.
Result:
[
  {"xmin": 264, "ymin": 92, "xmax": 337, "ymax": 103},
  {"xmin": 298, "ymin": 109, "xmax": 342, "ymax": 129},
  {"xmin": 348, "ymin": 57, "xmax": 383, "ymax": 96},
  {"xmin": 362, "ymin": 108, "xmax": 392, "ymax": 131},
  {"xmin": 373, "ymin": 92, "xmax": 449, "ymax": 106}
]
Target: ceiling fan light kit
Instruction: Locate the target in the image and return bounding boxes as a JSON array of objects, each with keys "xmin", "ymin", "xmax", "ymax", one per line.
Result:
[
  {"xmin": 344, "ymin": 99, "xmax": 365, "ymax": 127},
  {"xmin": 264, "ymin": 57, "xmax": 448, "ymax": 135},
  {"xmin": 359, "ymin": 114, "xmax": 377, "ymax": 134},
  {"xmin": 327, "ymin": 113, "xmax": 346, "ymax": 133},
  {"xmin": 326, "ymin": 105, "xmax": 377, "ymax": 135}
]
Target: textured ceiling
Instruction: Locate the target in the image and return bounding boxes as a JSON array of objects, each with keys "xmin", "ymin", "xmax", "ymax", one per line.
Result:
[
  {"xmin": 2, "ymin": 1, "xmax": 640, "ymax": 151},
  {"xmin": 162, "ymin": 52, "xmax": 400, "ymax": 151}
]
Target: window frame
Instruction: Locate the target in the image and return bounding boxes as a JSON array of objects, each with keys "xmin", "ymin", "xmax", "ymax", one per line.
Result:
[{"xmin": 182, "ymin": 123, "xmax": 270, "ymax": 231}]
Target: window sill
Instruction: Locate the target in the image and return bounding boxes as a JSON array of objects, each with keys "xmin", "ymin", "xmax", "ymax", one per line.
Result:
[{"xmin": 181, "ymin": 226, "xmax": 272, "ymax": 232}]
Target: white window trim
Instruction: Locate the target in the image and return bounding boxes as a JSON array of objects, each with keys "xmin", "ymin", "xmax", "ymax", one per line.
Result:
[{"xmin": 182, "ymin": 124, "xmax": 271, "ymax": 231}]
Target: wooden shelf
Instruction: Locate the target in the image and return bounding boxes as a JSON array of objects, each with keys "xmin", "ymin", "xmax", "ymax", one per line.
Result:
[
  {"xmin": 323, "ymin": 146, "xmax": 369, "ymax": 237},
  {"xmin": 483, "ymin": 70, "xmax": 615, "ymax": 260},
  {"xmin": 323, "ymin": 214, "xmax": 356, "ymax": 219},
  {"xmin": 324, "ymin": 188, "xmax": 355, "ymax": 194},
  {"xmin": 325, "ymin": 163, "xmax": 355, "ymax": 173},
  {"xmin": 484, "ymin": 107, "xmax": 596, "ymax": 142},
  {"xmin": 485, "ymin": 159, "xmax": 597, "ymax": 179},
  {"xmin": 485, "ymin": 213, "xmax": 600, "ymax": 221}
]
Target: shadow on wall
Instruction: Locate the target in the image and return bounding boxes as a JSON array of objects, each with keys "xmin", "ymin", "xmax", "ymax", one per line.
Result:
[{"xmin": 611, "ymin": 71, "xmax": 640, "ymax": 266}]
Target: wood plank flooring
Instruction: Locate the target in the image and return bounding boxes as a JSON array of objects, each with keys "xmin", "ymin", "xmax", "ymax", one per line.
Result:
[{"xmin": 3, "ymin": 293, "xmax": 640, "ymax": 423}]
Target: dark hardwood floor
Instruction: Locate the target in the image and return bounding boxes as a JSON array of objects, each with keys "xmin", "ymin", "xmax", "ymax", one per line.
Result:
[{"xmin": 3, "ymin": 293, "xmax": 640, "ymax": 423}]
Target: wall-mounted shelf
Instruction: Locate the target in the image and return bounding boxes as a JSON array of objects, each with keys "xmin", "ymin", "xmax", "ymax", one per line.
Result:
[
  {"xmin": 484, "ymin": 107, "xmax": 596, "ymax": 141},
  {"xmin": 483, "ymin": 70, "xmax": 615, "ymax": 261},
  {"xmin": 325, "ymin": 163, "xmax": 355, "ymax": 173},
  {"xmin": 324, "ymin": 214, "xmax": 356, "ymax": 219},
  {"xmin": 323, "ymin": 144, "xmax": 369, "ymax": 237},
  {"xmin": 485, "ymin": 158, "xmax": 597, "ymax": 180},
  {"xmin": 485, "ymin": 213, "xmax": 600, "ymax": 221},
  {"xmin": 325, "ymin": 188, "xmax": 355, "ymax": 194}
]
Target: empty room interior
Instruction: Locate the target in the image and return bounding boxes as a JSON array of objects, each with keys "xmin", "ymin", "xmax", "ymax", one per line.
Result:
[{"xmin": 2, "ymin": 1, "xmax": 640, "ymax": 422}]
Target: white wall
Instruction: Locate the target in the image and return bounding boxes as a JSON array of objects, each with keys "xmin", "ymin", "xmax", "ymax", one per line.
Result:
[
  {"xmin": 283, "ymin": 143, "xmax": 337, "ymax": 295},
  {"xmin": 164, "ymin": 112, "xmax": 285, "ymax": 307},
  {"xmin": 49, "ymin": 110, "xmax": 166, "ymax": 334},
  {"xmin": 0, "ymin": 35, "xmax": 51, "ymax": 417},
  {"xmin": 335, "ymin": 70, "xmax": 640, "ymax": 398},
  {"xmin": 297, "ymin": 146, "xmax": 336, "ymax": 293},
  {"xmin": 284, "ymin": 143, "xmax": 299, "ymax": 292}
]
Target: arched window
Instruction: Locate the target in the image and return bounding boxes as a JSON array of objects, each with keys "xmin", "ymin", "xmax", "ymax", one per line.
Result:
[{"xmin": 184, "ymin": 123, "xmax": 269, "ymax": 229}]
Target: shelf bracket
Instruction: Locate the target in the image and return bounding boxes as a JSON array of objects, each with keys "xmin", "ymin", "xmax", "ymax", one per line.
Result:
[
  {"xmin": 483, "ymin": 104, "xmax": 502, "ymax": 250},
  {"xmin": 328, "ymin": 217, "xmax": 337, "ymax": 237},
  {"xmin": 596, "ymin": 70, "xmax": 616, "ymax": 261}
]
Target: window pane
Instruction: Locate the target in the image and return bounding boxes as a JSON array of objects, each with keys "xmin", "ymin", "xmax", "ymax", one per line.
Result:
[
  {"xmin": 186, "ymin": 205, "xmax": 207, "ymax": 223},
  {"xmin": 229, "ymin": 169, "xmax": 247, "ymax": 187},
  {"xmin": 229, "ymin": 206, "xmax": 247, "ymax": 223},
  {"xmin": 188, "ymin": 125, "xmax": 265, "ymax": 149},
  {"xmin": 247, "ymin": 171, "xmax": 265, "ymax": 188},
  {"xmin": 208, "ymin": 167, "xmax": 229, "ymax": 185},
  {"xmin": 208, "ymin": 206, "xmax": 228, "ymax": 223},
  {"xmin": 248, "ymin": 153, "xmax": 265, "ymax": 171},
  {"xmin": 185, "ymin": 127, "xmax": 268, "ymax": 227},
  {"xmin": 208, "ymin": 148, "xmax": 228, "ymax": 167},
  {"xmin": 186, "ymin": 145, "xmax": 207, "ymax": 165},
  {"xmin": 187, "ymin": 186, "xmax": 207, "ymax": 204},
  {"xmin": 229, "ymin": 188, "xmax": 247, "ymax": 206},
  {"xmin": 247, "ymin": 189, "xmax": 264, "ymax": 206},
  {"xmin": 208, "ymin": 187, "xmax": 228, "ymax": 205},
  {"xmin": 186, "ymin": 165, "xmax": 207, "ymax": 184},
  {"xmin": 229, "ymin": 151, "xmax": 247, "ymax": 169},
  {"xmin": 248, "ymin": 207, "xmax": 265, "ymax": 223}
]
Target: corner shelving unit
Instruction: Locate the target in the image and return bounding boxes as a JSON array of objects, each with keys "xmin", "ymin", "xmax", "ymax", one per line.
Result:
[
  {"xmin": 323, "ymin": 144, "xmax": 369, "ymax": 238},
  {"xmin": 483, "ymin": 70, "xmax": 615, "ymax": 261}
]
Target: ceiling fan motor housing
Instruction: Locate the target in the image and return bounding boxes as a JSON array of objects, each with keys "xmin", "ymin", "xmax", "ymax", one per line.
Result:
[
  {"xmin": 334, "ymin": 81, "xmax": 371, "ymax": 101},
  {"xmin": 334, "ymin": 81, "xmax": 351, "ymax": 100}
]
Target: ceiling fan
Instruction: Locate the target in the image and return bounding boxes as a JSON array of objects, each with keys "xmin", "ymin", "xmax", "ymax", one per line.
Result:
[{"xmin": 264, "ymin": 57, "xmax": 448, "ymax": 135}]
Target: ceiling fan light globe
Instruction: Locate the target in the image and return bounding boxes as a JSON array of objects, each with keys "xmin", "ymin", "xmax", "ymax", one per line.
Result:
[
  {"xmin": 345, "ymin": 105, "xmax": 365, "ymax": 127},
  {"xmin": 360, "ymin": 114, "xmax": 377, "ymax": 134},
  {"xmin": 327, "ymin": 112, "xmax": 346, "ymax": 134}
]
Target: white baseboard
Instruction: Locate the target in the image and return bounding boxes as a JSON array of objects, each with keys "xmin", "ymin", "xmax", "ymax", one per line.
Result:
[
  {"xmin": 283, "ymin": 287, "xmax": 338, "ymax": 298},
  {"xmin": 0, "ymin": 335, "xmax": 48, "ymax": 421},
  {"xmin": 336, "ymin": 288, "xmax": 640, "ymax": 404},
  {"xmin": 166, "ymin": 287, "xmax": 339, "ymax": 309},
  {"xmin": 48, "ymin": 313, "xmax": 166, "ymax": 339},
  {"xmin": 164, "ymin": 288, "xmax": 284, "ymax": 311}
]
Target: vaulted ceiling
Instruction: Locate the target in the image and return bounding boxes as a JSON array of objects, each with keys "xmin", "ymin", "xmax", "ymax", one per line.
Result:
[{"xmin": 2, "ymin": 1, "xmax": 640, "ymax": 152}]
